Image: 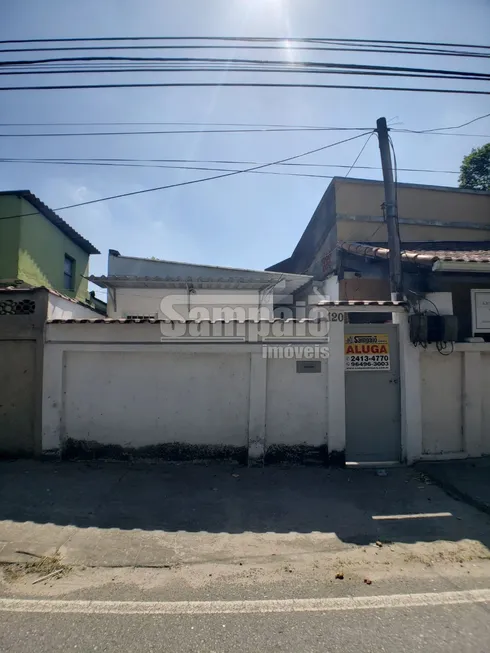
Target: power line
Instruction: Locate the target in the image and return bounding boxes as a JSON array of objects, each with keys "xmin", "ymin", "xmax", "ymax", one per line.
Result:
[
  {"xmin": 0, "ymin": 36, "xmax": 488, "ymax": 49},
  {"xmin": 319, "ymin": 37, "xmax": 490, "ymax": 50},
  {"xmin": 0, "ymin": 157, "xmax": 342, "ymax": 180},
  {"xmin": 0, "ymin": 131, "xmax": 373, "ymax": 220},
  {"xmin": 0, "ymin": 36, "xmax": 487, "ymax": 60},
  {"xmin": 438, "ymin": 111, "xmax": 490, "ymax": 130},
  {"xmin": 0, "ymin": 126, "xmax": 370, "ymax": 138},
  {"xmin": 0, "ymin": 127, "xmax": 362, "ymax": 137},
  {"xmin": 391, "ymin": 130, "xmax": 490, "ymax": 137},
  {"xmin": 0, "ymin": 126, "xmax": 488, "ymax": 139},
  {"xmin": 0, "ymin": 114, "xmax": 487, "ymax": 134},
  {"xmin": 0, "ymin": 81, "xmax": 488, "ymax": 94},
  {"xmin": 3, "ymin": 56, "xmax": 489, "ymax": 81},
  {"xmin": 395, "ymin": 111, "xmax": 490, "ymax": 134},
  {"xmin": 345, "ymin": 132, "xmax": 375, "ymax": 177},
  {"xmin": 1, "ymin": 62, "xmax": 488, "ymax": 86},
  {"xmin": 1, "ymin": 44, "xmax": 488, "ymax": 60},
  {"xmin": 0, "ymin": 127, "xmax": 486, "ymax": 139},
  {"xmin": 0, "ymin": 120, "xmax": 366, "ymax": 129},
  {"xmin": 0, "ymin": 156, "xmax": 460, "ymax": 174},
  {"xmin": 1, "ymin": 69, "xmax": 486, "ymax": 83},
  {"xmin": 2, "ymin": 67, "xmax": 488, "ymax": 84},
  {"xmin": 0, "ymin": 157, "xmax": 460, "ymax": 180}
]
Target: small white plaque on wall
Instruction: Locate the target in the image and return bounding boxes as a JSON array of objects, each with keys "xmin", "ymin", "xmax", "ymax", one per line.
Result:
[{"xmin": 471, "ymin": 289, "xmax": 490, "ymax": 333}]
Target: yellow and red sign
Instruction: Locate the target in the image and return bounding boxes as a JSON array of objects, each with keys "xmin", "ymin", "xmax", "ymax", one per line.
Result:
[{"xmin": 345, "ymin": 333, "xmax": 390, "ymax": 371}]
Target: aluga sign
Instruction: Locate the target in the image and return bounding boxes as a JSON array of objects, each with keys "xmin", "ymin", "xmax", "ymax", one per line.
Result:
[{"xmin": 344, "ymin": 333, "xmax": 391, "ymax": 371}]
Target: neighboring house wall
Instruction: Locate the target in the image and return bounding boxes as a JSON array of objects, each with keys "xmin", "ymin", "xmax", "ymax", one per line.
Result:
[
  {"xmin": 324, "ymin": 276, "xmax": 340, "ymax": 301},
  {"xmin": 274, "ymin": 179, "xmax": 490, "ymax": 278},
  {"xmin": 18, "ymin": 198, "xmax": 90, "ymax": 302},
  {"xmin": 287, "ymin": 182, "xmax": 339, "ymax": 278},
  {"xmin": 0, "ymin": 195, "xmax": 21, "ymax": 279},
  {"xmin": 0, "ymin": 289, "xmax": 48, "ymax": 457},
  {"xmin": 0, "ymin": 288, "xmax": 98, "ymax": 458},
  {"xmin": 340, "ymin": 278, "xmax": 390, "ymax": 301},
  {"xmin": 108, "ymin": 287, "xmax": 269, "ymax": 320},
  {"xmin": 42, "ymin": 321, "xmax": 330, "ymax": 464},
  {"xmin": 335, "ymin": 179, "xmax": 490, "ymax": 243}
]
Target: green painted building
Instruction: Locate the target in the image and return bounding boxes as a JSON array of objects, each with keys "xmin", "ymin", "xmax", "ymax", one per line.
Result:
[{"xmin": 0, "ymin": 190, "xmax": 99, "ymax": 302}]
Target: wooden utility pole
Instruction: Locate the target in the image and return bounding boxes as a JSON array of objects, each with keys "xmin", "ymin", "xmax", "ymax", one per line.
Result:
[{"xmin": 376, "ymin": 117, "xmax": 403, "ymax": 301}]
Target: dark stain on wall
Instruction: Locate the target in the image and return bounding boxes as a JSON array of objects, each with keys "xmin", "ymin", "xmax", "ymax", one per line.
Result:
[
  {"xmin": 60, "ymin": 439, "xmax": 345, "ymax": 467},
  {"xmin": 327, "ymin": 448, "xmax": 346, "ymax": 467},
  {"xmin": 264, "ymin": 444, "xmax": 328, "ymax": 466},
  {"xmin": 62, "ymin": 438, "xmax": 248, "ymax": 464}
]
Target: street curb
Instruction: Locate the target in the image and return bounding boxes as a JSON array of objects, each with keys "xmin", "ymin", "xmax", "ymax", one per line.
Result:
[{"xmin": 417, "ymin": 467, "xmax": 490, "ymax": 517}]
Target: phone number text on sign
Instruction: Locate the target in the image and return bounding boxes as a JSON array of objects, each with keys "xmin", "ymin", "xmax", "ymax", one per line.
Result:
[{"xmin": 344, "ymin": 333, "xmax": 391, "ymax": 371}]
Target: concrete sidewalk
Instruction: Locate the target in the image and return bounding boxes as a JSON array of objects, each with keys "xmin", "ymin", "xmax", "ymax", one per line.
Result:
[
  {"xmin": 417, "ymin": 458, "xmax": 490, "ymax": 516},
  {"xmin": 1, "ymin": 461, "xmax": 490, "ymax": 568}
]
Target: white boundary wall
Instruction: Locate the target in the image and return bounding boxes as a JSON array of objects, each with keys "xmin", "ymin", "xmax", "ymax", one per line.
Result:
[
  {"xmin": 393, "ymin": 311, "xmax": 490, "ymax": 462},
  {"xmin": 42, "ymin": 313, "xmax": 489, "ymax": 465},
  {"xmin": 42, "ymin": 322, "xmax": 330, "ymax": 464},
  {"xmin": 415, "ymin": 344, "xmax": 490, "ymax": 459}
]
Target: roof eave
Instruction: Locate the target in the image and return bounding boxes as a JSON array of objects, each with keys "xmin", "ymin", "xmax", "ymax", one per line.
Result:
[
  {"xmin": 317, "ymin": 300, "xmax": 407, "ymax": 312},
  {"xmin": 88, "ymin": 274, "xmax": 313, "ymax": 293},
  {"xmin": 0, "ymin": 190, "xmax": 100, "ymax": 255},
  {"xmin": 432, "ymin": 261, "xmax": 490, "ymax": 273},
  {"xmin": 333, "ymin": 176, "xmax": 490, "ymax": 196},
  {"xmin": 110, "ymin": 253, "xmax": 312, "ymax": 280}
]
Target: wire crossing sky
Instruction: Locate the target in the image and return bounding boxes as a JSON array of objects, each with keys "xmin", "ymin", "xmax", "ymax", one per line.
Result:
[{"xmin": 0, "ymin": 0, "xmax": 488, "ymax": 281}]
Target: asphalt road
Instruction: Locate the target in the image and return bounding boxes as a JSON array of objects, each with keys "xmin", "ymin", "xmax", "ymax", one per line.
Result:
[
  {"xmin": 2, "ymin": 461, "xmax": 490, "ymax": 651},
  {"xmin": 1, "ymin": 589, "xmax": 489, "ymax": 652}
]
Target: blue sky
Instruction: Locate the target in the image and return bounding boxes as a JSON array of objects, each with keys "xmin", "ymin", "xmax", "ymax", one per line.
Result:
[{"xmin": 0, "ymin": 0, "xmax": 489, "ymax": 291}]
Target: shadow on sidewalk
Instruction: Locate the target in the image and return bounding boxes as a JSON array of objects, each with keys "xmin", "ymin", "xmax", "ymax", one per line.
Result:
[{"xmin": 1, "ymin": 460, "xmax": 490, "ymax": 548}]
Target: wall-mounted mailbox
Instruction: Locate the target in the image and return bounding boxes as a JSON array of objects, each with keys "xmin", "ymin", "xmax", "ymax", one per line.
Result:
[{"xmin": 296, "ymin": 361, "xmax": 321, "ymax": 374}]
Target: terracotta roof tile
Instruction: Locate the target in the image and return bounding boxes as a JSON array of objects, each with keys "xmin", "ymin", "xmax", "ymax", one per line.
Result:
[{"xmin": 341, "ymin": 242, "xmax": 490, "ymax": 265}]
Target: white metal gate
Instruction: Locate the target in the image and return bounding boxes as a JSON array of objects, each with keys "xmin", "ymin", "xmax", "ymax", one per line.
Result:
[{"xmin": 345, "ymin": 324, "xmax": 401, "ymax": 462}]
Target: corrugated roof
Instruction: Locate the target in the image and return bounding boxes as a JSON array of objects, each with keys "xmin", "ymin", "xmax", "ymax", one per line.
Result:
[
  {"xmin": 341, "ymin": 242, "xmax": 490, "ymax": 265},
  {"xmin": 109, "ymin": 253, "xmax": 312, "ymax": 279},
  {"xmin": 0, "ymin": 190, "xmax": 99, "ymax": 254},
  {"xmin": 89, "ymin": 274, "xmax": 281, "ymax": 283},
  {"xmin": 88, "ymin": 273, "xmax": 313, "ymax": 296}
]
